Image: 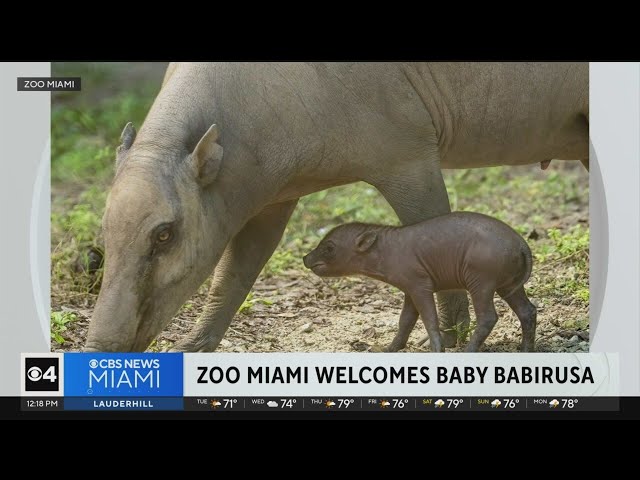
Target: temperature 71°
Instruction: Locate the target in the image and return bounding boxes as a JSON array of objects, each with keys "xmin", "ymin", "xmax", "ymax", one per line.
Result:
[{"xmin": 223, "ymin": 399, "xmax": 237, "ymax": 409}]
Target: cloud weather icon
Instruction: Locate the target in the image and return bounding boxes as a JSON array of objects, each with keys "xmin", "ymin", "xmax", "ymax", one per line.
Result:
[
  {"xmin": 550, "ymin": 399, "xmax": 560, "ymax": 408},
  {"xmin": 267, "ymin": 401, "xmax": 279, "ymax": 408},
  {"xmin": 435, "ymin": 399, "xmax": 445, "ymax": 408},
  {"xmin": 491, "ymin": 399, "xmax": 501, "ymax": 408}
]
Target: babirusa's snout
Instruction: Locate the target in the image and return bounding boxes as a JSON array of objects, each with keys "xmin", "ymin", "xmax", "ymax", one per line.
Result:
[{"xmin": 85, "ymin": 274, "xmax": 141, "ymax": 352}]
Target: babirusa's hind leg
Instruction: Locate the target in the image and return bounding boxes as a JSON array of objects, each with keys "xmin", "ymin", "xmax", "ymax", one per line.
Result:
[
  {"xmin": 499, "ymin": 286, "xmax": 537, "ymax": 352},
  {"xmin": 465, "ymin": 289, "xmax": 499, "ymax": 352}
]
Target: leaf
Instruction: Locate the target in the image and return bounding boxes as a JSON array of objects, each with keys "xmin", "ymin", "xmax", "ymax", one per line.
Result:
[{"xmin": 363, "ymin": 327, "xmax": 376, "ymax": 339}]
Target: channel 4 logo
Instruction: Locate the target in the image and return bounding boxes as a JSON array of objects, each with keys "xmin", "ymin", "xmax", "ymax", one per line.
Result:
[
  {"xmin": 21, "ymin": 354, "xmax": 64, "ymax": 396},
  {"xmin": 25, "ymin": 357, "xmax": 59, "ymax": 391}
]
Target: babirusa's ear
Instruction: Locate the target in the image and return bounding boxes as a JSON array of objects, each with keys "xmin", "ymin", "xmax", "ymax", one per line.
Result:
[
  {"xmin": 356, "ymin": 231, "xmax": 378, "ymax": 252},
  {"xmin": 115, "ymin": 122, "xmax": 136, "ymax": 171},
  {"xmin": 191, "ymin": 124, "xmax": 223, "ymax": 186},
  {"xmin": 120, "ymin": 122, "xmax": 136, "ymax": 149}
]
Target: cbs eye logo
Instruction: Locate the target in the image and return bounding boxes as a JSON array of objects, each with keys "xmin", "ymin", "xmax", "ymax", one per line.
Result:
[{"xmin": 24, "ymin": 358, "xmax": 59, "ymax": 391}]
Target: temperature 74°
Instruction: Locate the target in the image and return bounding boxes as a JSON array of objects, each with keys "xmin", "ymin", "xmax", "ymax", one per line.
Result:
[{"xmin": 280, "ymin": 399, "xmax": 297, "ymax": 408}]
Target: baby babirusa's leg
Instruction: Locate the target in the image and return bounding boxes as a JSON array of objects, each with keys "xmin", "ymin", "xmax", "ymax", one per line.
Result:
[
  {"xmin": 465, "ymin": 289, "xmax": 499, "ymax": 352},
  {"xmin": 385, "ymin": 295, "xmax": 419, "ymax": 352},
  {"xmin": 499, "ymin": 286, "xmax": 537, "ymax": 352},
  {"xmin": 412, "ymin": 292, "xmax": 443, "ymax": 352}
]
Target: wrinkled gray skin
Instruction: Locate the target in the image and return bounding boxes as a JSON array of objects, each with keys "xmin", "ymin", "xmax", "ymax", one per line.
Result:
[
  {"xmin": 84, "ymin": 62, "xmax": 588, "ymax": 352},
  {"xmin": 303, "ymin": 213, "xmax": 536, "ymax": 352}
]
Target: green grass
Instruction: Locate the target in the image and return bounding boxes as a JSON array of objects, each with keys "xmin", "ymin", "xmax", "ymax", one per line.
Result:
[
  {"xmin": 51, "ymin": 311, "xmax": 78, "ymax": 344},
  {"xmin": 532, "ymin": 225, "xmax": 590, "ymax": 303},
  {"xmin": 51, "ymin": 63, "xmax": 590, "ymax": 334},
  {"xmin": 238, "ymin": 292, "xmax": 275, "ymax": 314}
]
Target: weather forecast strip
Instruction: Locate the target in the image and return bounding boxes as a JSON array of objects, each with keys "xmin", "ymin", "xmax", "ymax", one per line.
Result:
[
  {"xmin": 19, "ymin": 396, "xmax": 619, "ymax": 412},
  {"xmin": 181, "ymin": 397, "xmax": 619, "ymax": 411}
]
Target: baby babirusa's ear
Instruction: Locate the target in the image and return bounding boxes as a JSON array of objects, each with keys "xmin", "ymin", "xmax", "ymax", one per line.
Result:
[{"xmin": 355, "ymin": 231, "xmax": 378, "ymax": 252}]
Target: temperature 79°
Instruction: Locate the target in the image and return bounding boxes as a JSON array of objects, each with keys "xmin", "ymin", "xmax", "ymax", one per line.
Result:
[{"xmin": 338, "ymin": 399, "xmax": 355, "ymax": 408}]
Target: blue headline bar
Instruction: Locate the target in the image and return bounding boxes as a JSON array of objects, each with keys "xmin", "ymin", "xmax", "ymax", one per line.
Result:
[{"xmin": 64, "ymin": 353, "xmax": 183, "ymax": 397}]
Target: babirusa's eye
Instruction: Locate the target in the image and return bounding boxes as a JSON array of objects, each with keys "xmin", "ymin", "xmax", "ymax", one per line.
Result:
[{"xmin": 157, "ymin": 228, "xmax": 172, "ymax": 243}]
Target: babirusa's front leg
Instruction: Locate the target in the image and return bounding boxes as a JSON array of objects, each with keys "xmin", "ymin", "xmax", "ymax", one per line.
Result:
[
  {"xmin": 411, "ymin": 291, "xmax": 443, "ymax": 353},
  {"xmin": 171, "ymin": 200, "xmax": 298, "ymax": 352},
  {"xmin": 385, "ymin": 295, "xmax": 419, "ymax": 352}
]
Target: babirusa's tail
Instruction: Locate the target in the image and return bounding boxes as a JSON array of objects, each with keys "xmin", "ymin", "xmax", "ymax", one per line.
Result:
[{"xmin": 503, "ymin": 242, "xmax": 533, "ymax": 299}]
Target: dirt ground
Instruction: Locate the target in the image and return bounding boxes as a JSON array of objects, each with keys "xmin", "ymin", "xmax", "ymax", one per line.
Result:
[{"xmin": 53, "ymin": 274, "xmax": 589, "ymax": 354}]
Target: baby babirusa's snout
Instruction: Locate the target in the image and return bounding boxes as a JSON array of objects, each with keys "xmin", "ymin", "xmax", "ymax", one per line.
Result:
[{"xmin": 302, "ymin": 252, "xmax": 313, "ymax": 269}]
